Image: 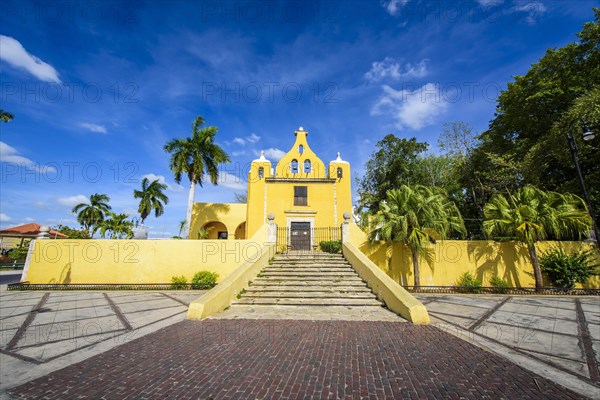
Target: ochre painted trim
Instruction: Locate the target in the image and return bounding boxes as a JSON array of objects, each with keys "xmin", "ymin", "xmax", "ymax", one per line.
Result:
[
  {"xmin": 186, "ymin": 224, "xmax": 276, "ymax": 320},
  {"xmin": 343, "ymin": 241, "xmax": 430, "ymax": 325}
]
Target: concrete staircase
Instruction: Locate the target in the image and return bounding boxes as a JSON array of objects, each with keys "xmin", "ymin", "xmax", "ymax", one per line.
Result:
[{"xmin": 234, "ymin": 252, "xmax": 382, "ymax": 307}]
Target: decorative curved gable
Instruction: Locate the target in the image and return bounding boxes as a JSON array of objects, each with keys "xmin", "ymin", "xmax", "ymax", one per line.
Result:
[{"xmin": 275, "ymin": 127, "xmax": 326, "ymax": 178}]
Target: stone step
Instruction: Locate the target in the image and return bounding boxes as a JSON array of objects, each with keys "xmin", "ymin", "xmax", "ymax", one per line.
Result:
[
  {"xmin": 234, "ymin": 298, "xmax": 382, "ymax": 306},
  {"xmin": 262, "ymin": 267, "xmax": 354, "ymax": 273},
  {"xmin": 253, "ymin": 276, "xmax": 363, "ymax": 282},
  {"xmin": 246, "ymin": 285, "xmax": 372, "ymax": 292},
  {"xmin": 259, "ymin": 271, "xmax": 358, "ymax": 277},
  {"xmin": 240, "ymin": 291, "xmax": 376, "ymax": 299},
  {"xmin": 249, "ymin": 280, "xmax": 368, "ymax": 287},
  {"xmin": 270, "ymin": 261, "xmax": 349, "ymax": 266}
]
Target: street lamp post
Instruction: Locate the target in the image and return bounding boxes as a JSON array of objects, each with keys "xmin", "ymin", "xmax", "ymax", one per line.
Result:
[{"xmin": 565, "ymin": 121, "xmax": 598, "ymax": 244}]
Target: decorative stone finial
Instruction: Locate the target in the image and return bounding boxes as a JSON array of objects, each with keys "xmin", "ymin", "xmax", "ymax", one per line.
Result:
[
  {"xmin": 343, "ymin": 212, "xmax": 351, "ymax": 222},
  {"xmin": 260, "ymin": 150, "xmax": 265, "ymax": 160},
  {"xmin": 38, "ymin": 225, "xmax": 51, "ymax": 239},
  {"xmin": 267, "ymin": 213, "xmax": 275, "ymax": 221},
  {"xmin": 298, "ymin": 126, "xmax": 304, "ymax": 131},
  {"xmin": 336, "ymin": 152, "xmax": 342, "ymax": 162}
]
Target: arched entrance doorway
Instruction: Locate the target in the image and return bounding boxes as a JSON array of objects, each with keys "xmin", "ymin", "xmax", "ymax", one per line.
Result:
[
  {"xmin": 199, "ymin": 221, "xmax": 228, "ymax": 240},
  {"xmin": 234, "ymin": 222, "xmax": 246, "ymax": 239}
]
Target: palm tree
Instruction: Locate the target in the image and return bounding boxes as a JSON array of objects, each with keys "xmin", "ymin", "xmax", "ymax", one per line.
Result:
[
  {"xmin": 133, "ymin": 178, "xmax": 169, "ymax": 224},
  {"xmin": 98, "ymin": 212, "xmax": 134, "ymax": 239},
  {"xmin": 483, "ymin": 186, "xmax": 591, "ymax": 289},
  {"xmin": 0, "ymin": 109, "xmax": 13, "ymax": 123},
  {"xmin": 72, "ymin": 193, "xmax": 112, "ymax": 236},
  {"xmin": 164, "ymin": 116, "xmax": 230, "ymax": 238},
  {"xmin": 177, "ymin": 219, "xmax": 187, "ymax": 238},
  {"xmin": 369, "ymin": 185, "xmax": 466, "ymax": 286}
]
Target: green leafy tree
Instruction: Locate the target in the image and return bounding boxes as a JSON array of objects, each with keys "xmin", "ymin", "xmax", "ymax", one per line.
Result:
[
  {"xmin": 0, "ymin": 109, "xmax": 13, "ymax": 123},
  {"xmin": 478, "ymin": 9, "xmax": 600, "ymax": 219},
  {"xmin": 357, "ymin": 135, "xmax": 428, "ymax": 213},
  {"xmin": 369, "ymin": 185, "xmax": 466, "ymax": 286},
  {"xmin": 133, "ymin": 178, "xmax": 169, "ymax": 224},
  {"xmin": 71, "ymin": 194, "xmax": 112, "ymax": 236},
  {"xmin": 483, "ymin": 186, "xmax": 591, "ymax": 289},
  {"xmin": 233, "ymin": 191, "xmax": 247, "ymax": 203},
  {"xmin": 164, "ymin": 116, "xmax": 230, "ymax": 239},
  {"xmin": 98, "ymin": 212, "xmax": 134, "ymax": 239},
  {"xmin": 55, "ymin": 224, "xmax": 91, "ymax": 239}
]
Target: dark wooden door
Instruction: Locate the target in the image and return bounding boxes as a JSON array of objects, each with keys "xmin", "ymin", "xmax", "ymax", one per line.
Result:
[{"xmin": 290, "ymin": 222, "xmax": 311, "ymax": 251}]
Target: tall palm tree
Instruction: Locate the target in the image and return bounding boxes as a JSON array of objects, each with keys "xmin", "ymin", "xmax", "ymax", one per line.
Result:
[
  {"xmin": 0, "ymin": 109, "xmax": 13, "ymax": 123},
  {"xmin": 164, "ymin": 116, "xmax": 230, "ymax": 238},
  {"xmin": 369, "ymin": 185, "xmax": 466, "ymax": 286},
  {"xmin": 133, "ymin": 178, "xmax": 169, "ymax": 224},
  {"xmin": 98, "ymin": 212, "xmax": 134, "ymax": 239},
  {"xmin": 483, "ymin": 186, "xmax": 591, "ymax": 289},
  {"xmin": 177, "ymin": 219, "xmax": 187, "ymax": 238},
  {"xmin": 71, "ymin": 193, "xmax": 112, "ymax": 236}
]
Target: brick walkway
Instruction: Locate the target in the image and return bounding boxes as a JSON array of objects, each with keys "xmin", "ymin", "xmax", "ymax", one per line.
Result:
[{"xmin": 8, "ymin": 320, "xmax": 588, "ymax": 399}]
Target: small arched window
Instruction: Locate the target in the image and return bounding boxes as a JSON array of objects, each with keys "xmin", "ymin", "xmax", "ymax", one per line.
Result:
[
  {"xmin": 337, "ymin": 167, "xmax": 343, "ymax": 178},
  {"xmin": 258, "ymin": 166, "xmax": 264, "ymax": 179},
  {"xmin": 291, "ymin": 159, "xmax": 298, "ymax": 174},
  {"xmin": 298, "ymin": 145, "xmax": 304, "ymax": 154},
  {"xmin": 304, "ymin": 159, "xmax": 312, "ymax": 173}
]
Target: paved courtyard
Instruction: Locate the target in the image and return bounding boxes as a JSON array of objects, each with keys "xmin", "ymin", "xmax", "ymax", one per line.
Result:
[{"xmin": 0, "ymin": 290, "xmax": 598, "ymax": 399}]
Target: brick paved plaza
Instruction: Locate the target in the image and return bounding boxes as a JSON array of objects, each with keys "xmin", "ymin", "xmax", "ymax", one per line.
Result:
[{"xmin": 6, "ymin": 319, "xmax": 590, "ymax": 399}]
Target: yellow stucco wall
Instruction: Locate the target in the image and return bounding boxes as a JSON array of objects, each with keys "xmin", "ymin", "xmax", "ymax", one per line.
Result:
[
  {"xmin": 348, "ymin": 223, "xmax": 600, "ymax": 289},
  {"xmin": 190, "ymin": 203, "xmax": 247, "ymax": 239},
  {"xmin": 24, "ymin": 228, "xmax": 269, "ymax": 284},
  {"xmin": 246, "ymin": 128, "xmax": 352, "ymax": 237}
]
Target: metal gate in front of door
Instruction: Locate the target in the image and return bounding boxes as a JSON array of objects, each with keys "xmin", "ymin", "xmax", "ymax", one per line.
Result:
[{"xmin": 276, "ymin": 225, "xmax": 341, "ymax": 253}]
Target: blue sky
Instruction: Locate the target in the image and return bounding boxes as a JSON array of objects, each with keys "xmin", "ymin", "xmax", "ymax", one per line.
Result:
[{"xmin": 0, "ymin": 0, "xmax": 597, "ymax": 237}]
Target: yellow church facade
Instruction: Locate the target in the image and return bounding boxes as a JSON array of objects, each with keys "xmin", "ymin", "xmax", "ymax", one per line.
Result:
[{"xmin": 190, "ymin": 127, "xmax": 352, "ymax": 246}]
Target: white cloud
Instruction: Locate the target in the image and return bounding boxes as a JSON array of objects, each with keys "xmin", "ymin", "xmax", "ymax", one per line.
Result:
[
  {"xmin": 0, "ymin": 35, "xmax": 61, "ymax": 83},
  {"xmin": 382, "ymin": 0, "xmax": 410, "ymax": 16},
  {"xmin": 0, "ymin": 213, "xmax": 12, "ymax": 222},
  {"xmin": 80, "ymin": 123, "xmax": 107, "ymax": 134},
  {"xmin": 371, "ymin": 83, "xmax": 448, "ymax": 130},
  {"xmin": 513, "ymin": 2, "xmax": 547, "ymax": 24},
  {"xmin": 247, "ymin": 133, "xmax": 261, "ymax": 143},
  {"xmin": 0, "ymin": 141, "xmax": 57, "ymax": 173},
  {"xmin": 217, "ymin": 172, "xmax": 246, "ymax": 190},
  {"xmin": 365, "ymin": 58, "xmax": 429, "ymax": 82},
  {"xmin": 24, "ymin": 217, "xmax": 35, "ymax": 222},
  {"xmin": 57, "ymin": 194, "xmax": 88, "ymax": 208},
  {"xmin": 477, "ymin": 0, "xmax": 503, "ymax": 6},
  {"xmin": 263, "ymin": 148, "xmax": 286, "ymax": 161},
  {"xmin": 233, "ymin": 137, "xmax": 246, "ymax": 145},
  {"xmin": 33, "ymin": 201, "xmax": 50, "ymax": 210},
  {"xmin": 232, "ymin": 151, "xmax": 246, "ymax": 157},
  {"xmin": 142, "ymin": 173, "xmax": 184, "ymax": 192}
]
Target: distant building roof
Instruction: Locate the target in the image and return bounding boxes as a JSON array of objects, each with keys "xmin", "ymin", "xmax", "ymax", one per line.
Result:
[{"xmin": 0, "ymin": 223, "xmax": 68, "ymax": 238}]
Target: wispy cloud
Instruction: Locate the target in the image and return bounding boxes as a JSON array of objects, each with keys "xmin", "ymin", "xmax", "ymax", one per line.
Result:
[
  {"xmin": 217, "ymin": 172, "xmax": 246, "ymax": 190},
  {"xmin": 0, "ymin": 213, "xmax": 12, "ymax": 222},
  {"xmin": 263, "ymin": 148, "xmax": 286, "ymax": 161},
  {"xmin": 371, "ymin": 83, "xmax": 448, "ymax": 130},
  {"xmin": 513, "ymin": 2, "xmax": 547, "ymax": 24},
  {"xmin": 0, "ymin": 35, "xmax": 61, "ymax": 83},
  {"xmin": 79, "ymin": 122, "xmax": 107, "ymax": 134},
  {"xmin": 365, "ymin": 58, "xmax": 429, "ymax": 82},
  {"xmin": 57, "ymin": 194, "xmax": 88, "ymax": 208},
  {"xmin": 232, "ymin": 151, "xmax": 246, "ymax": 157},
  {"xmin": 0, "ymin": 141, "xmax": 57, "ymax": 173},
  {"xmin": 142, "ymin": 173, "xmax": 184, "ymax": 192},
  {"xmin": 381, "ymin": 0, "xmax": 410, "ymax": 16},
  {"xmin": 232, "ymin": 133, "xmax": 261, "ymax": 146},
  {"xmin": 247, "ymin": 133, "xmax": 261, "ymax": 143},
  {"xmin": 477, "ymin": 0, "xmax": 504, "ymax": 6}
]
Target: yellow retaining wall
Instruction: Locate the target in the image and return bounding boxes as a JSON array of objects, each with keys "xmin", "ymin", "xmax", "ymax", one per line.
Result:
[
  {"xmin": 23, "ymin": 225, "xmax": 272, "ymax": 284},
  {"xmin": 187, "ymin": 231, "xmax": 275, "ymax": 320},
  {"xmin": 343, "ymin": 241, "xmax": 430, "ymax": 324},
  {"xmin": 348, "ymin": 223, "xmax": 600, "ymax": 289}
]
